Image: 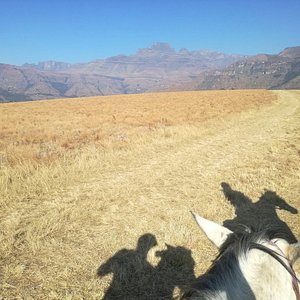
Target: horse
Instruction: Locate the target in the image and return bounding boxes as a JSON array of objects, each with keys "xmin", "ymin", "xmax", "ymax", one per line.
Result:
[{"xmin": 181, "ymin": 213, "xmax": 300, "ymax": 300}]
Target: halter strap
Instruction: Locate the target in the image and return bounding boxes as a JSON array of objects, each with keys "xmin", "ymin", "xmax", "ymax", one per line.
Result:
[{"xmin": 250, "ymin": 241, "xmax": 300, "ymax": 300}]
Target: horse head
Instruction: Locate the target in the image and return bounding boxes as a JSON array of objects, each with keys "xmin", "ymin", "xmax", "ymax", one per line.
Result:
[{"xmin": 181, "ymin": 213, "xmax": 300, "ymax": 300}]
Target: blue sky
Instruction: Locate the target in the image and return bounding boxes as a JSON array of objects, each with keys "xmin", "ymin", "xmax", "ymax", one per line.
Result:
[{"xmin": 1, "ymin": 0, "xmax": 300, "ymax": 65}]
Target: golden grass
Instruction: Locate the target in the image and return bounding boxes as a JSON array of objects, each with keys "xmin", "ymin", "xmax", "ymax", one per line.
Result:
[
  {"xmin": 0, "ymin": 90, "xmax": 299, "ymax": 299},
  {"xmin": 0, "ymin": 90, "xmax": 274, "ymax": 165}
]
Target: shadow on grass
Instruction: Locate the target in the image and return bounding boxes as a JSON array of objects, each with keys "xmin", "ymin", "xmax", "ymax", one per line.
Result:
[
  {"xmin": 98, "ymin": 234, "xmax": 195, "ymax": 300},
  {"xmin": 97, "ymin": 185, "xmax": 298, "ymax": 299},
  {"xmin": 221, "ymin": 182, "xmax": 298, "ymax": 243}
]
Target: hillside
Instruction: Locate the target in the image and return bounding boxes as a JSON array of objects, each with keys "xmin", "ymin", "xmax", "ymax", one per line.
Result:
[
  {"xmin": 0, "ymin": 64, "xmax": 126, "ymax": 102},
  {"xmin": 1, "ymin": 90, "xmax": 299, "ymax": 298},
  {"xmin": 191, "ymin": 46, "xmax": 300, "ymax": 90}
]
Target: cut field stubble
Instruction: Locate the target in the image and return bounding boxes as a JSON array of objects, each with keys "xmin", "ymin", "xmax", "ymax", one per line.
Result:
[{"xmin": 0, "ymin": 90, "xmax": 299, "ymax": 299}]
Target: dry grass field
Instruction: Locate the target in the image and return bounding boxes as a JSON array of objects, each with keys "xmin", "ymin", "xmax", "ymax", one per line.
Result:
[
  {"xmin": 0, "ymin": 90, "xmax": 300, "ymax": 299},
  {"xmin": 0, "ymin": 90, "xmax": 275, "ymax": 165}
]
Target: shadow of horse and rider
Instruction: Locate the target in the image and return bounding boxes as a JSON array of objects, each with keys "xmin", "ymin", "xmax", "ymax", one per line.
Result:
[
  {"xmin": 98, "ymin": 234, "xmax": 195, "ymax": 300},
  {"xmin": 220, "ymin": 182, "xmax": 298, "ymax": 243},
  {"xmin": 98, "ymin": 183, "xmax": 298, "ymax": 299}
]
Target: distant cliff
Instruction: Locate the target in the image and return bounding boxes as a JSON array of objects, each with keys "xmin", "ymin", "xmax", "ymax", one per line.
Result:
[{"xmin": 192, "ymin": 47, "xmax": 300, "ymax": 90}]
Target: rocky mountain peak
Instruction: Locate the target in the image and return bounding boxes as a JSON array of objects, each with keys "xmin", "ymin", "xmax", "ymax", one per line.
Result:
[
  {"xmin": 136, "ymin": 42, "xmax": 176, "ymax": 56},
  {"xmin": 278, "ymin": 46, "xmax": 300, "ymax": 58},
  {"xmin": 151, "ymin": 42, "xmax": 176, "ymax": 53}
]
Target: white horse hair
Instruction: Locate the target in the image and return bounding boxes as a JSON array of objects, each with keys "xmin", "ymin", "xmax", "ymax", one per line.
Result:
[{"xmin": 181, "ymin": 213, "xmax": 300, "ymax": 300}]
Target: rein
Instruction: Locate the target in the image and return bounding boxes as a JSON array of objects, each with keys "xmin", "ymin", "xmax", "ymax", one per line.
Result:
[{"xmin": 250, "ymin": 241, "xmax": 300, "ymax": 300}]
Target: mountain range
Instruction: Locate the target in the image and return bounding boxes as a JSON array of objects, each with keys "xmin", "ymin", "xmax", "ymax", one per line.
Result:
[
  {"xmin": 190, "ymin": 46, "xmax": 300, "ymax": 90},
  {"xmin": 0, "ymin": 43, "xmax": 299, "ymax": 102}
]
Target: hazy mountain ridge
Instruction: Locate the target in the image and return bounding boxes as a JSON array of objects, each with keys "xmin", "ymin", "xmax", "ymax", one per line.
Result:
[
  {"xmin": 23, "ymin": 43, "xmax": 244, "ymax": 76},
  {"xmin": 1, "ymin": 43, "xmax": 245, "ymax": 102},
  {"xmin": 0, "ymin": 64, "xmax": 126, "ymax": 102},
  {"xmin": 191, "ymin": 46, "xmax": 300, "ymax": 90},
  {"xmin": 0, "ymin": 44, "xmax": 299, "ymax": 102}
]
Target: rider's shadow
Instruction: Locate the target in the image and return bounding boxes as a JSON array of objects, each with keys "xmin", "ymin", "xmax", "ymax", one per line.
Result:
[
  {"xmin": 221, "ymin": 182, "xmax": 298, "ymax": 243},
  {"xmin": 98, "ymin": 233, "xmax": 195, "ymax": 300}
]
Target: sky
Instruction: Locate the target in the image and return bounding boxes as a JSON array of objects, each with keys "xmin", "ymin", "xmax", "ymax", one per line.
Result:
[{"xmin": 1, "ymin": 0, "xmax": 300, "ymax": 65}]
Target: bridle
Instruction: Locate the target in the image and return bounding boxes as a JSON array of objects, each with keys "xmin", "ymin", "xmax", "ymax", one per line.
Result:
[{"xmin": 250, "ymin": 239, "xmax": 300, "ymax": 300}]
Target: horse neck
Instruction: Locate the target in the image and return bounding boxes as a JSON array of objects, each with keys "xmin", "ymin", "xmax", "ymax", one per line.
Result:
[{"xmin": 239, "ymin": 244, "xmax": 297, "ymax": 300}]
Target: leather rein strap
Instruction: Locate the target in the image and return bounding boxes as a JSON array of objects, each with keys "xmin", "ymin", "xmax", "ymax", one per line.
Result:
[{"xmin": 250, "ymin": 242, "xmax": 300, "ymax": 300}]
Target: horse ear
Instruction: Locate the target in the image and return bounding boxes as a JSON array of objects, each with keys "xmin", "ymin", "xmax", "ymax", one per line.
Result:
[{"xmin": 191, "ymin": 212, "xmax": 233, "ymax": 248}]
